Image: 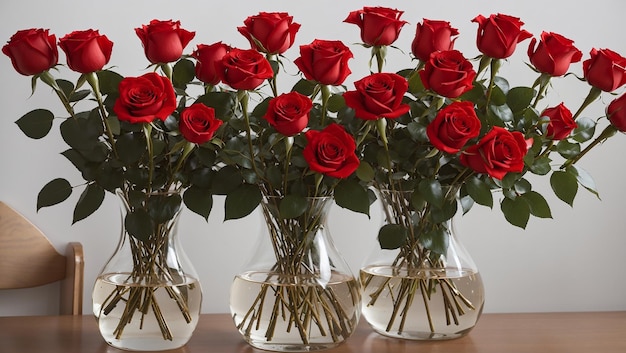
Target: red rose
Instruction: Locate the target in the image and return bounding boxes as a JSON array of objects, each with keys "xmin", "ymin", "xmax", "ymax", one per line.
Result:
[
  {"xmin": 419, "ymin": 50, "xmax": 476, "ymax": 98},
  {"xmin": 135, "ymin": 19, "xmax": 195, "ymax": 64},
  {"xmin": 218, "ymin": 48, "xmax": 274, "ymax": 90},
  {"xmin": 583, "ymin": 48, "xmax": 626, "ymax": 92},
  {"xmin": 343, "ymin": 6, "xmax": 407, "ymax": 46},
  {"xmin": 58, "ymin": 29, "xmax": 113, "ymax": 74},
  {"xmin": 303, "ymin": 123, "xmax": 359, "ymax": 179},
  {"xmin": 426, "ymin": 101, "xmax": 481, "ymax": 154},
  {"xmin": 192, "ymin": 42, "xmax": 231, "ymax": 86},
  {"xmin": 263, "ymin": 92, "xmax": 312, "ymax": 136},
  {"xmin": 527, "ymin": 32, "xmax": 582, "ymax": 77},
  {"xmin": 113, "ymin": 72, "xmax": 176, "ymax": 124},
  {"xmin": 294, "ymin": 39, "xmax": 353, "ymax": 86},
  {"xmin": 343, "ymin": 72, "xmax": 410, "ymax": 120},
  {"xmin": 542, "ymin": 103, "xmax": 577, "ymax": 140},
  {"xmin": 238, "ymin": 12, "xmax": 300, "ymax": 54},
  {"xmin": 411, "ymin": 19, "xmax": 459, "ymax": 62},
  {"xmin": 472, "ymin": 13, "xmax": 532, "ymax": 59},
  {"xmin": 179, "ymin": 104, "xmax": 223, "ymax": 144},
  {"xmin": 2, "ymin": 28, "xmax": 58, "ymax": 76},
  {"xmin": 460, "ymin": 127, "xmax": 528, "ymax": 180},
  {"xmin": 607, "ymin": 93, "xmax": 626, "ymax": 132}
]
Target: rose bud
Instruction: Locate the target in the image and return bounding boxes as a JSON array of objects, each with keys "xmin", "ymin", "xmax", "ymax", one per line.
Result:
[
  {"xmin": 218, "ymin": 48, "xmax": 274, "ymax": 91},
  {"xmin": 411, "ymin": 19, "xmax": 459, "ymax": 62},
  {"xmin": 583, "ymin": 48, "xmax": 626, "ymax": 92},
  {"xmin": 542, "ymin": 103, "xmax": 577, "ymax": 140},
  {"xmin": 192, "ymin": 42, "xmax": 231, "ymax": 86},
  {"xmin": 528, "ymin": 32, "xmax": 582, "ymax": 77},
  {"xmin": 472, "ymin": 13, "xmax": 532, "ymax": 59},
  {"xmin": 419, "ymin": 49, "xmax": 476, "ymax": 98},
  {"xmin": 607, "ymin": 93, "xmax": 626, "ymax": 132},
  {"xmin": 263, "ymin": 92, "xmax": 312, "ymax": 136},
  {"xmin": 135, "ymin": 19, "xmax": 195, "ymax": 64},
  {"xmin": 2, "ymin": 28, "xmax": 58, "ymax": 76},
  {"xmin": 179, "ymin": 103, "xmax": 223, "ymax": 144},
  {"xmin": 59, "ymin": 29, "xmax": 113, "ymax": 74},
  {"xmin": 426, "ymin": 101, "xmax": 481, "ymax": 154},
  {"xmin": 343, "ymin": 6, "xmax": 407, "ymax": 46},
  {"xmin": 294, "ymin": 39, "xmax": 353, "ymax": 86},
  {"xmin": 343, "ymin": 72, "xmax": 410, "ymax": 120},
  {"xmin": 238, "ymin": 12, "xmax": 300, "ymax": 54}
]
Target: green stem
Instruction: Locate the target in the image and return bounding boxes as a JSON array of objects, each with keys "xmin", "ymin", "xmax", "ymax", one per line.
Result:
[
  {"xmin": 39, "ymin": 71, "xmax": 76, "ymax": 118},
  {"xmin": 573, "ymin": 87, "xmax": 602, "ymax": 120},
  {"xmin": 86, "ymin": 72, "xmax": 119, "ymax": 158},
  {"xmin": 320, "ymin": 85, "xmax": 331, "ymax": 127},
  {"xmin": 239, "ymin": 90, "xmax": 262, "ymax": 179},
  {"xmin": 484, "ymin": 58, "xmax": 501, "ymax": 110},
  {"xmin": 562, "ymin": 125, "xmax": 618, "ymax": 168},
  {"xmin": 143, "ymin": 124, "xmax": 154, "ymax": 191}
]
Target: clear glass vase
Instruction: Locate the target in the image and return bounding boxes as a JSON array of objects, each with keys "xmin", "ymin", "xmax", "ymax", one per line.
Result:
[
  {"xmin": 92, "ymin": 190, "xmax": 202, "ymax": 351},
  {"xmin": 230, "ymin": 194, "xmax": 361, "ymax": 351},
  {"xmin": 359, "ymin": 189, "xmax": 484, "ymax": 340}
]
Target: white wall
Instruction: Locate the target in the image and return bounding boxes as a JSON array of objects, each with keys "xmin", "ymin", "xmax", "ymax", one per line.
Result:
[{"xmin": 1, "ymin": 0, "xmax": 625, "ymax": 316}]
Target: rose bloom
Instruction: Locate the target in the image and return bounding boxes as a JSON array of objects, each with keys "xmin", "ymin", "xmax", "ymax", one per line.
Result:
[
  {"xmin": 607, "ymin": 93, "xmax": 626, "ymax": 132},
  {"xmin": 294, "ymin": 39, "xmax": 353, "ymax": 86},
  {"xmin": 192, "ymin": 42, "xmax": 231, "ymax": 86},
  {"xmin": 113, "ymin": 72, "xmax": 177, "ymax": 123},
  {"xmin": 135, "ymin": 19, "xmax": 195, "ymax": 64},
  {"xmin": 411, "ymin": 19, "xmax": 459, "ymax": 62},
  {"xmin": 2, "ymin": 28, "xmax": 58, "ymax": 76},
  {"xmin": 426, "ymin": 101, "xmax": 481, "ymax": 154},
  {"xmin": 343, "ymin": 72, "xmax": 410, "ymax": 120},
  {"xmin": 542, "ymin": 103, "xmax": 577, "ymax": 140},
  {"xmin": 218, "ymin": 48, "xmax": 274, "ymax": 91},
  {"xmin": 263, "ymin": 92, "xmax": 312, "ymax": 136},
  {"xmin": 528, "ymin": 32, "xmax": 582, "ymax": 77},
  {"xmin": 583, "ymin": 48, "xmax": 626, "ymax": 92},
  {"xmin": 238, "ymin": 12, "xmax": 300, "ymax": 54},
  {"xmin": 344, "ymin": 6, "xmax": 407, "ymax": 46},
  {"xmin": 472, "ymin": 13, "xmax": 532, "ymax": 59},
  {"xmin": 419, "ymin": 49, "xmax": 476, "ymax": 98},
  {"xmin": 460, "ymin": 127, "xmax": 528, "ymax": 180},
  {"xmin": 303, "ymin": 123, "xmax": 359, "ymax": 179},
  {"xmin": 59, "ymin": 29, "xmax": 113, "ymax": 74},
  {"xmin": 179, "ymin": 104, "xmax": 223, "ymax": 144}
]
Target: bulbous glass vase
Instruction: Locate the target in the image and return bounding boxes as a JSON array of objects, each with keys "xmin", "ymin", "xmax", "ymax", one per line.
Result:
[
  {"xmin": 360, "ymin": 189, "xmax": 484, "ymax": 340},
  {"xmin": 92, "ymin": 190, "xmax": 202, "ymax": 351},
  {"xmin": 230, "ymin": 194, "xmax": 361, "ymax": 352}
]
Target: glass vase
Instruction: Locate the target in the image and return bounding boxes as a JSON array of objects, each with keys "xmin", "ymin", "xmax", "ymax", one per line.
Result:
[
  {"xmin": 359, "ymin": 189, "xmax": 484, "ymax": 340},
  {"xmin": 230, "ymin": 194, "xmax": 361, "ymax": 352},
  {"xmin": 92, "ymin": 190, "xmax": 202, "ymax": 351}
]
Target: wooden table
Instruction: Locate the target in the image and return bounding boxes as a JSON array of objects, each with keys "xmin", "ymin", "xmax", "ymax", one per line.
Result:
[{"xmin": 0, "ymin": 312, "xmax": 624, "ymax": 353}]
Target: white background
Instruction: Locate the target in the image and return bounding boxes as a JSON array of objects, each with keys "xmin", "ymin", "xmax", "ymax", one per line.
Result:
[{"xmin": 1, "ymin": 0, "xmax": 625, "ymax": 316}]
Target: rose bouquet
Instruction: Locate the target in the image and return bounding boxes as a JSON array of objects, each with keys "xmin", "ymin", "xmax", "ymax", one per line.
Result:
[
  {"xmin": 3, "ymin": 20, "xmax": 234, "ymax": 349},
  {"xmin": 338, "ymin": 7, "xmax": 626, "ymax": 339}
]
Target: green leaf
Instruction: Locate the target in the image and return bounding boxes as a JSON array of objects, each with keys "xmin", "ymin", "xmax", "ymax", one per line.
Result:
[
  {"xmin": 147, "ymin": 193, "xmax": 182, "ymax": 224},
  {"xmin": 420, "ymin": 227, "xmax": 449, "ymax": 256},
  {"xmin": 279, "ymin": 194, "xmax": 308, "ymax": 219},
  {"xmin": 69, "ymin": 89, "xmax": 91, "ymax": 103},
  {"xmin": 556, "ymin": 140, "xmax": 581, "ymax": 159},
  {"xmin": 211, "ymin": 165, "xmax": 243, "ymax": 195},
  {"xmin": 125, "ymin": 208, "xmax": 153, "ymax": 242},
  {"xmin": 15, "ymin": 109, "xmax": 54, "ymax": 139},
  {"xmin": 571, "ymin": 117, "xmax": 596, "ymax": 143},
  {"xmin": 506, "ymin": 86, "xmax": 535, "ymax": 115},
  {"xmin": 334, "ymin": 179, "xmax": 370, "ymax": 216},
  {"xmin": 377, "ymin": 224, "xmax": 408, "ymax": 250},
  {"xmin": 356, "ymin": 161, "xmax": 375, "ymax": 182},
  {"xmin": 291, "ymin": 79, "xmax": 317, "ymax": 96},
  {"xmin": 196, "ymin": 92, "xmax": 236, "ymax": 119},
  {"xmin": 72, "ymin": 183, "xmax": 105, "ymax": 223},
  {"xmin": 183, "ymin": 186, "xmax": 213, "ymax": 220},
  {"xmin": 429, "ymin": 198, "xmax": 458, "ymax": 223},
  {"xmin": 37, "ymin": 178, "xmax": 72, "ymax": 211},
  {"xmin": 224, "ymin": 184, "xmax": 261, "ymax": 220},
  {"xmin": 489, "ymin": 103, "xmax": 514, "ymax": 123},
  {"xmin": 60, "ymin": 112, "xmax": 104, "ymax": 150},
  {"xmin": 500, "ymin": 196, "xmax": 530, "ymax": 229},
  {"xmin": 418, "ymin": 179, "xmax": 443, "ymax": 208},
  {"xmin": 465, "ymin": 175, "xmax": 493, "ymax": 208},
  {"xmin": 529, "ymin": 156, "xmax": 552, "ymax": 175},
  {"xmin": 520, "ymin": 191, "xmax": 552, "ymax": 219},
  {"xmin": 115, "ymin": 133, "xmax": 145, "ymax": 164},
  {"xmin": 550, "ymin": 170, "xmax": 578, "ymax": 206},
  {"xmin": 96, "ymin": 70, "xmax": 124, "ymax": 95},
  {"xmin": 327, "ymin": 94, "xmax": 346, "ymax": 113},
  {"xmin": 172, "ymin": 58, "xmax": 195, "ymax": 89},
  {"xmin": 569, "ymin": 165, "xmax": 599, "ymax": 199}
]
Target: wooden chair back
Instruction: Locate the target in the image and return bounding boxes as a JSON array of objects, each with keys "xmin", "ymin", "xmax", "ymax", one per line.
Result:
[{"xmin": 0, "ymin": 201, "xmax": 83, "ymax": 315}]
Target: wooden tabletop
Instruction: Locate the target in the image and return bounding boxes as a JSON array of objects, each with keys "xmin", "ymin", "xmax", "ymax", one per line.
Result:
[{"xmin": 0, "ymin": 312, "xmax": 624, "ymax": 353}]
